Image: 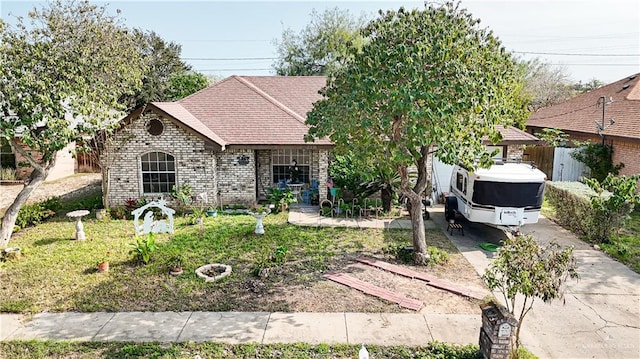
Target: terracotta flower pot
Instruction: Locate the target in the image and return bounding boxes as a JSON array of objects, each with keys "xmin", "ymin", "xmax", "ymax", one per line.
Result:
[{"xmin": 97, "ymin": 261, "xmax": 109, "ymax": 273}]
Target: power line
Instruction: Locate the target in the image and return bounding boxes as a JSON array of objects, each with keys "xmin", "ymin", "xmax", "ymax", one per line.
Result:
[
  {"xmin": 195, "ymin": 68, "xmax": 272, "ymax": 72},
  {"xmin": 183, "ymin": 57, "xmax": 277, "ymax": 61},
  {"xmin": 545, "ymin": 63, "xmax": 638, "ymax": 66},
  {"xmin": 513, "ymin": 51, "xmax": 640, "ymax": 57}
]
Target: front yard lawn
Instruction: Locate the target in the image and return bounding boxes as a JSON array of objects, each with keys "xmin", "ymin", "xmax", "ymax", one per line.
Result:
[{"xmin": 0, "ymin": 206, "xmax": 483, "ymax": 313}]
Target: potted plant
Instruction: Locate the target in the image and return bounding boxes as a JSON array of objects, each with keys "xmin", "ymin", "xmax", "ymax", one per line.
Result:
[
  {"xmin": 187, "ymin": 208, "xmax": 205, "ymax": 225},
  {"xmin": 169, "ymin": 255, "xmax": 184, "ymax": 276},
  {"xmin": 97, "ymin": 251, "xmax": 110, "ymax": 273},
  {"xmin": 206, "ymin": 206, "xmax": 217, "ymax": 217}
]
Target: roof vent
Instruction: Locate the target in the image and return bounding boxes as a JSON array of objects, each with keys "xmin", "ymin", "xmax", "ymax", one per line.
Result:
[
  {"xmin": 629, "ymin": 75, "xmax": 637, "ymax": 80},
  {"xmin": 622, "ymin": 84, "xmax": 630, "ymax": 90}
]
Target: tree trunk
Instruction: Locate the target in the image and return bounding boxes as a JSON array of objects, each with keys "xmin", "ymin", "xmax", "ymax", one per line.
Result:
[
  {"xmin": 408, "ymin": 194, "xmax": 428, "ymax": 264},
  {"xmin": 0, "ymin": 166, "xmax": 49, "ymax": 247},
  {"xmin": 381, "ymin": 186, "xmax": 393, "ymax": 212}
]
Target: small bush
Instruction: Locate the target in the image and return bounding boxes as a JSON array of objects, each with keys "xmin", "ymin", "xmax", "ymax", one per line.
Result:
[
  {"xmin": 426, "ymin": 246, "xmax": 450, "ymax": 265},
  {"xmin": 252, "ymin": 245, "xmax": 289, "ymax": 276},
  {"xmin": 14, "ymin": 203, "xmax": 55, "ymax": 230},
  {"xmin": 110, "ymin": 205, "xmax": 129, "ymax": 220},
  {"xmin": 40, "ymin": 196, "xmax": 61, "ymax": 212},
  {"xmin": 129, "ymin": 232, "xmax": 157, "ymax": 264},
  {"xmin": 388, "ymin": 245, "xmax": 449, "ymax": 265}
]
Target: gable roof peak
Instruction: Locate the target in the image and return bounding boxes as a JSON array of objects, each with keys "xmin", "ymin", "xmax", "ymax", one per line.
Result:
[{"xmin": 234, "ymin": 76, "xmax": 307, "ymax": 125}]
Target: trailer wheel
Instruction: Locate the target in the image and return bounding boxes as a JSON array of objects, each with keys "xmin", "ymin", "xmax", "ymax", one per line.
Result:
[{"xmin": 445, "ymin": 196, "xmax": 458, "ymax": 222}]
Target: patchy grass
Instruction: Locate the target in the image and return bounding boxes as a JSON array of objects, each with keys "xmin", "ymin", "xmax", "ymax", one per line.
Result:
[
  {"xmin": 599, "ymin": 210, "xmax": 640, "ymax": 273},
  {"xmin": 0, "ymin": 341, "xmax": 482, "ymax": 359},
  {"xmin": 543, "ymin": 198, "xmax": 640, "ymax": 273},
  {"xmin": 0, "ymin": 207, "xmax": 476, "ymax": 313}
]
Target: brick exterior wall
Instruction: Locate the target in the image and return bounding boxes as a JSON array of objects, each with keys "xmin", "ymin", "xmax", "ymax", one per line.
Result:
[
  {"xmin": 106, "ymin": 113, "xmax": 218, "ymax": 207},
  {"xmin": 506, "ymin": 145, "xmax": 525, "ymax": 161},
  {"xmin": 106, "ymin": 112, "xmax": 332, "ymax": 207},
  {"xmin": 217, "ymin": 149, "xmax": 255, "ymax": 205}
]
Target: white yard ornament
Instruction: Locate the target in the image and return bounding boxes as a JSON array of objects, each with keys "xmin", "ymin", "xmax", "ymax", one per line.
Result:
[
  {"xmin": 359, "ymin": 344, "xmax": 369, "ymax": 359},
  {"xmin": 132, "ymin": 198, "xmax": 176, "ymax": 235}
]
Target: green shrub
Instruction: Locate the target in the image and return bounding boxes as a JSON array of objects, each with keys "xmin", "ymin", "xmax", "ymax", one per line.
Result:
[
  {"xmin": 129, "ymin": 232, "xmax": 157, "ymax": 264},
  {"xmin": 585, "ymin": 174, "xmax": 640, "ymax": 244},
  {"xmin": 14, "ymin": 202, "xmax": 55, "ymax": 230},
  {"xmin": 511, "ymin": 346, "xmax": 539, "ymax": 359},
  {"xmin": 266, "ymin": 188, "xmax": 296, "ymax": 213},
  {"xmin": 40, "ymin": 196, "xmax": 61, "ymax": 212},
  {"xmin": 544, "ymin": 182, "xmax": 594, "ymax": 236},
  {"xmin": 252, "ymin": 245, "xmax": 289, "ymax": 276},
  {"xmin": 426, "ymin": 246, "xmax": 450, "ymax": 265}
]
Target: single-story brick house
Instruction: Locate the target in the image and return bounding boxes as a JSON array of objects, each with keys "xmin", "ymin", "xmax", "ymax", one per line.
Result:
[
  {"xmin": 105, "ymin": 76, "xmax": 332, "ymax": 207},
  {"xmin": 526, "ymin": 73, "xmax": 640, "ymax": 179},
  {"xmin": 1, "ymin": 138, "xmax": 77, "ymax": 182}
]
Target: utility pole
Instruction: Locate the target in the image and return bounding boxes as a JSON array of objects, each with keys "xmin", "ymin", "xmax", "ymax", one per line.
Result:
[
  {"xmin": 596, "ymin": 96, "xmax": 615, "ymax": 145},
  {"xmin": 600, "ymin": 96, "xmax": 606, "ymax": 145}
]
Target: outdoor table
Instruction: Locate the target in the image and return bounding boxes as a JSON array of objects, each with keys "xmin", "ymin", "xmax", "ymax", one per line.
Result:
[
  {"xmin": 66, "ymin": 209, "xmax": 90, "ymax": 241},
  {"xmin": 288, "ymin": 183, "xmax": 304, "ymax": 204}
]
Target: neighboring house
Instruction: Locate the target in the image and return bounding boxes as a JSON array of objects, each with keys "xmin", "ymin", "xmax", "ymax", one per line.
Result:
[
  {"xmin": 431, "ymin": 126, "xmax": 540, "ymax": 200},
  {"xmin": 105, "ymin": 76, "xmax": 332, "ymax": 207},
  {"xmin": 527, "ymin": 73, "xmax": 640, "ymax": 179},
  {"xmin": 0, "ymin": 138, "xmax": 77, "ymax": 182}
]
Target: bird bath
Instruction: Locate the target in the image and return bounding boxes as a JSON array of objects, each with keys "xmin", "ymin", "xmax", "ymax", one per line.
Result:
[{"xmin": 66, "ymin": 209, "xmax": 90, "ymax": 241}]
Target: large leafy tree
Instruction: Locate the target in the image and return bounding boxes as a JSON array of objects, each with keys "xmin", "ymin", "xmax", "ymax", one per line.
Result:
[
  {"xmin": 521, "ymin": 58, "xmax": 574, "ymax": 112},
  {"xmin": 165, "ymin": 72, "xmax": 209, "ymax": 101},
  {"xmin": 273, "ymin": 7, "xmax": 367, "ymax": 76},
  {"xmin": 0, "ymin": 0, "xmax": 144, "ymax": 246},
  {"xmin": 306, "ymin": 2, "xmax": 528, "ymax": 263},
  {"xmin": 121, "ymin": 29, "xmax": 193, "ymax": 110}
]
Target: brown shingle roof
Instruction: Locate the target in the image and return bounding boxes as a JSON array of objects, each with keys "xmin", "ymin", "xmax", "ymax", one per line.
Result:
[
  {"xmin": 493, "ymin": 126, "xmax": 539, "ymax": 145},
  {"xmin": 177, "ymin": 76, "xmax": 331, "ymax": 146},
  {"xmin": 527, "ymin": 73, "xmax": 640, "ymax": 141},
  {"xmin": 150, "ymin": 102, "xmax": 226, "ymax": 148}
]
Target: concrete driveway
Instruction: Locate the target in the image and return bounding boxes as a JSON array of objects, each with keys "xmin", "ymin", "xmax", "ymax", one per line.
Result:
[{"xmin": 429, "ymin": 205, "xmax": 640, "ymax": 359}]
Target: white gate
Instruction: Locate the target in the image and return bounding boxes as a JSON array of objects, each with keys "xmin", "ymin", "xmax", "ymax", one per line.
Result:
[{"xmin": 552, "ymin": 147, "xmax": 589, "ymax": 181}]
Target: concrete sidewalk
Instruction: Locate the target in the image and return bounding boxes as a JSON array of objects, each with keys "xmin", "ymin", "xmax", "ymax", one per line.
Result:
[
  {"xmin": 0, "ymin": 311, "xmax": 479, "ymax": 346},
  {"xmin": 287, "ymin": 205, "xmax": 437, "ymax": 230}
]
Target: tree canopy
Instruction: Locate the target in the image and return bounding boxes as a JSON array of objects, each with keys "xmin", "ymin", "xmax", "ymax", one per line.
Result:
[
  {"xmin": 273, "ymin": 7, "xmax": 368, "ymax": 76},
  {"xmin": 121, "ymin": 29, "xmax": 194, "ymax": 110},
  {"xmin": 165, "ymin": 72, "xmax": 209, "ymax": 101},
  {"xmin": 306, "ymin": 2, "xmax": 528, "ymax": 262},
  {"xmin": 0, "ymin": 0, "xmax": 145, "ymax": 246},
  {"xmin": 520, "ymin": 58, "xmax": 574, "ymax": 112}
]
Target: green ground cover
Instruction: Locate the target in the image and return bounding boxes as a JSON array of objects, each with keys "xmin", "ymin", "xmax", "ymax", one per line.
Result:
[{"xmin": 0, "ymin": 341, "xmax": 482, "ymax": 359}]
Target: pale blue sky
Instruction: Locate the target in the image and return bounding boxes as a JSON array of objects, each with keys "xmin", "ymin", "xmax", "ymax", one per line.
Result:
[{"xmin": 1, "ymin": 0, "xmax": 638, "ymax": 83}]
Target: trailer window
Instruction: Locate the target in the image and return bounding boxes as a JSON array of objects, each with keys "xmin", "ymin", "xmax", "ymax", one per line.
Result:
[
  {"xmin": 456, "ymin": 173, "xmax": 467, "ymax": 194},
  {"xmin": 472, "ymin": 181, "xmax": 544, "ymax": 208}
]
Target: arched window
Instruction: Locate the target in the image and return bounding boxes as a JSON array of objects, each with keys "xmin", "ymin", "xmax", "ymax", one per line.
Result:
[{"xmin": 141, "ymin": 151, "xmax": 175, "ymax": 194}]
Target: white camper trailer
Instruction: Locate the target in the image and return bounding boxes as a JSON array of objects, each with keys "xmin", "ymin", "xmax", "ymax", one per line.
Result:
[{"xmin": 445, "ymin": 161, "xmax": 546, "ymax": 227}]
